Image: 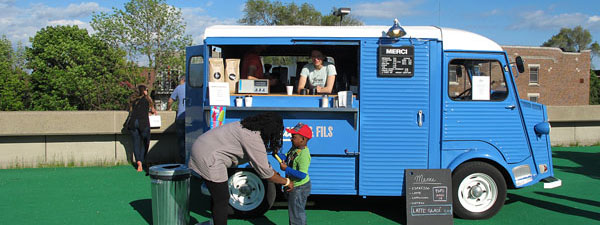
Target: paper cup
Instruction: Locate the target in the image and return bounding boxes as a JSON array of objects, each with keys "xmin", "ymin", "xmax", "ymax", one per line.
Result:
[
  {"xmin": 286, "ymin": 86, "xmax": 293, "ymax": 95},
  {"xmin": 244, "ymin": 97, "xmax": 253, "ymax": 107}
]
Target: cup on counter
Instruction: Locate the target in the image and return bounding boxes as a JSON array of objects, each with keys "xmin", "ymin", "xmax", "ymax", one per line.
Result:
[
  {"xmin": 235, "ymin": 97, "xmax": 243, "ymax": 107},
  {"xmin": 321, "ymin": 95, "xmax": 329, "ymax": 108},
  {"xmin": 309, "ymin": 88, "xmax": 317, "ymax": 95},
  {"xmin": 244, "ymin": 95, "xmax": 253, "ymax": 107},
  {"xmin": 286, "ymin": 86, "xmax": 293, "ymax": 95}
]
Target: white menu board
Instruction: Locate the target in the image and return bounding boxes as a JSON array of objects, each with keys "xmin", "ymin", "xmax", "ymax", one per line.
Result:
[
  {"xmin": 472, "ymin": 76, "xmax": 490, "ymax": 101},
  {"xmin": 208, "ymin": 82, "xmax": 231, "ymax": 106}
]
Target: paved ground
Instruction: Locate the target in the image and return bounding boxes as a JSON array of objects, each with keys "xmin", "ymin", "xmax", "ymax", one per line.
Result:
[{"xmin": 0, "ymin": 146, "xmax": 598, "ymax": 224}]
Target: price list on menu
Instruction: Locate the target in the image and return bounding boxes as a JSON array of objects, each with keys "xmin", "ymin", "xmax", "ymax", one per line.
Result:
[
  {"xmin": 378, "ymin": 45, "xmax": 414, "ymax": 77},
  {"xmin": 405, "ymin": 169, "xmax": 453, "ymax": 225}
]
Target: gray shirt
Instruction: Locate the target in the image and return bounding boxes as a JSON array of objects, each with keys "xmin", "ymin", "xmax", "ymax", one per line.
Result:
[
  {"xmin": 300, "ymin": 61, "xmax": 336, "ymax": 88},
  {"xmin": 188, "ymin": 121, "xmax": 275, "ymax": 182}
]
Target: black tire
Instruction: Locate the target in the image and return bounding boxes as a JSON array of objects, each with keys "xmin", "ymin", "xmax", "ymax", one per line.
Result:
[
  {"xmin": 452, "ymin": 161, "xmax": 507, "ymax": 219},
  {"xmin": 227, "ymin": 170, "xmax": 276, "ymax": 218}
]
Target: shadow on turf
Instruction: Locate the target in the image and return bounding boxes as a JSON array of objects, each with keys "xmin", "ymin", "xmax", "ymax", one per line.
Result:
[
  {"xmin": 535, "ymin": 192, "xmax": 600, "ymax": 208},
  {"xmin": 552, "ymin": 150, "xmax": 600, "ymax": 180},
  {"xmin": 272, "ymin": 195, "xmax": 408, "ymax": 225},
  {"xmin": 506, "ymin": 193, "xmax": 600, "ymax": 221}
]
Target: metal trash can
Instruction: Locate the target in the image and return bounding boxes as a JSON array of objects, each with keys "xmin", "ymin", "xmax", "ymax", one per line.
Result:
[{"xmin": 150, "ymin": 164, "xmax": 191, "ymax": 225}]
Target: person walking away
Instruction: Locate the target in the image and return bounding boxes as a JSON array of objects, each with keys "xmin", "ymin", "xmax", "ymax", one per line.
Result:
[
  {"xmin": 167, "ymin": 75, "xmax": 186, "ymax": 163},
  {"xmin": 276, "ymin": 123, "xmax": 312, "ymax": 225},
  {"xmin": 127, "ymin": 85, "xmax": 157, "ymax": 172},
  {"xmin": 188, "ymin": 112, "xmax": 294, "ymax": 225}
]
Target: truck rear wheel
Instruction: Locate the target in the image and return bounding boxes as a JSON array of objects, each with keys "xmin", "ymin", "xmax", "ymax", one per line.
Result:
[
  {"xmin": 452, "ymin": 161, "xmax": 506, "ymax": 219},
  {"xmin": 227, "ymin": 170, "xmax": 276, "ymax": 218}
]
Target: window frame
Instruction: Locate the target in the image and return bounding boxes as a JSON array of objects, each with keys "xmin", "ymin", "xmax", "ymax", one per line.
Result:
[
  {"xmin": 528, "ymin": 93, "xmax": 540, "ymax": 102},
  {"xmin": 188, "ymin": 55, "xmax": 205, "ymax": 88},
  {"xmin": 529, "ymin": 64, "xmax": 540, "ymax": 86},
  {"xmin": 447, "ymin": 58, "xmax": 509, "ymax": 102}
]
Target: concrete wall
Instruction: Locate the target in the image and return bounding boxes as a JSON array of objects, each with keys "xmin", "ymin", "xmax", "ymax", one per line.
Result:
[
  {"xmin": 547, "ymin": 105, "xmax": 600, "ymax": 146},
  {"xmin": 1, "ymin": 106, "xmax": 599, "ymax": 168},
  {"xmin": 0, "ymin": 111, "xmax": 178, "ymax": 169}
]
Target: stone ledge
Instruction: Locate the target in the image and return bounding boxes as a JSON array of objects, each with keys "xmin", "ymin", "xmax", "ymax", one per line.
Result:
[
  {"xmin": 0, "ymin": 111, "xmax": 177, "ymax": 136},
  {"xmin": 547, "ymin": 105, "xmax": 600, "ymax": 122}
]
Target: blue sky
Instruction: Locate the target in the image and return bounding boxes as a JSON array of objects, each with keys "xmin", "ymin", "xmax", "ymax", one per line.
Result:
[{"xmin": 1, "ymin": 0, "xmax": 599, "ymax": 67}]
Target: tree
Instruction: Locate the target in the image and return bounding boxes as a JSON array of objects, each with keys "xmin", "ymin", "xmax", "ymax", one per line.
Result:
[
  {"xmin": 542, "ymin": 26, "xmax": 599, "ymax": 56},
  {"xmin": 0, "ymin": 35, "xmax": 29, "ymax": 110},
  {"xmin": 542, "ymin": 26, "xmax": 600, "ymax": 104},
  {"xmin": 91, "ymin": 0, "xmax": 192, "ymax": 85},
  {"xmin": 26, "ymin": 25, "xmax": 132, "ymax": 110},
  {"xmin": 239, "ymin": 0, "xmax": 363, "ymax": 26},
  {"xmin": 588, "ymin": 71, "xmax": 599, "ymax": 105}
]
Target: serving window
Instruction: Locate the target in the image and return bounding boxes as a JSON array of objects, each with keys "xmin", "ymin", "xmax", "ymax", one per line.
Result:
[{"xmin": 208, "ymin": 44, "xmax": 360, "ymax": 97}]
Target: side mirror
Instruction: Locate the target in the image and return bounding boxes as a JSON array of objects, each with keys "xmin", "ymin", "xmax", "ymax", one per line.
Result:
[{"xmin": 515, "ymin": 56, "xmax": 524, "ymax": 73}]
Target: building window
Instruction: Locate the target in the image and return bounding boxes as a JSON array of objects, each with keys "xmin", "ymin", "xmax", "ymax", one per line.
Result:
[
  {"xmin": 528, "ymin": 93, "xmax": 540, "ymax": 102},
  {"xmin": 529, "ymin": 65, "xmax": 539, "ymax": 85}
]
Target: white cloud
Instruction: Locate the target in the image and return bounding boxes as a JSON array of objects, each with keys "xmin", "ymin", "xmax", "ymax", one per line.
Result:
[
  {"xmin": 181, "ymin": 7, "xmax": 237, "ymax": 45},
  {"xmin": 352, "ymin": 0, "xmax": 423, "ymax": 19},
  {"xmin": 31, "ymin": 2, "xmax": 105, "ymax": 20},
  {"xmin": 510, "ymin": 10, "xmax": 600, "ymax": 30},
  {"xmin": 482, "ymin": 9, "xmax": 500, "ymax": 17},
  {"xmin": 0, "ymin": 2, "xmax": 106, "ymax": 46}
]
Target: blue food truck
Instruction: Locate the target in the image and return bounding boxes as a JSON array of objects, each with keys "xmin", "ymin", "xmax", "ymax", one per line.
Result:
[{"xmin": 184, "ymin": 23, "xmax": 561, "ymax": 219}]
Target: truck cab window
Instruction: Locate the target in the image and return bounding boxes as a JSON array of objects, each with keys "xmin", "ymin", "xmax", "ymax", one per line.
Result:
[
  {"xmin": 448, "ymin": 59, "xmax": 507, "ymax": 101},
  {"xmin": 189, "ymin": 56, "xmax": 204, "ymax": 88}
]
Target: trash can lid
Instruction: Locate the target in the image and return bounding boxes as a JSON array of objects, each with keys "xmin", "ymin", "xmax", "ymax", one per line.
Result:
[{"xmin": 149, "ymin": 164, "xmax": 190, "ymax": 177}]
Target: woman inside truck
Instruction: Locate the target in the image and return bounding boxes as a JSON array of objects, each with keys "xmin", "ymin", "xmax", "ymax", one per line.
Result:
[{"xmin": 296, "ymin": 49, "xmax": 337, "ymax": 94}]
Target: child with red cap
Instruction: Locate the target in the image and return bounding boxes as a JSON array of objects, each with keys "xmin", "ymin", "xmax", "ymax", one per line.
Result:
[{"xmin": 277, "ymin": 122, "xmax": 312, "ymax": 225}]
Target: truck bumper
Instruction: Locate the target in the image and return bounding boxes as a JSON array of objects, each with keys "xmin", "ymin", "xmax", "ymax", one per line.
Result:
[{"xmin": 541, "ymin": 177, "xmax": 562, "ymax": 189}]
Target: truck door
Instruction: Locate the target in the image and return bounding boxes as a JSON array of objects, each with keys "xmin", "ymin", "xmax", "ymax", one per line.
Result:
[
  {"xmin": 358, "ymin": 39, "xmax": 434, "ymax": 196},
  {"xmin": 184, "ymin": 45, "xmax": 205, "ymax": 162},
  {"xmin": 442, "ymin": 53, "xmax": 531, "ymax": 164}
]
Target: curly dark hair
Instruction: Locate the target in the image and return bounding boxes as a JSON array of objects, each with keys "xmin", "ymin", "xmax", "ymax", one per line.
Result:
[{"xmin": 240, "ymin": 112, "xmax": 283, "ymax": 152}]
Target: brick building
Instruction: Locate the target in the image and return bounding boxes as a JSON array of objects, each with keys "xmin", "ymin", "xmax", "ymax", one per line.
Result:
[{"xmin": 502, "ymin": 46, "xmax": 591, "ymax": 106}]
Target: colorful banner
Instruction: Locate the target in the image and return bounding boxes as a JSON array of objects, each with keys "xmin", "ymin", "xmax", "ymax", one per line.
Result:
[{"xmin": 210, "ymin": 106, "xmax": 226, "ymax": 129}]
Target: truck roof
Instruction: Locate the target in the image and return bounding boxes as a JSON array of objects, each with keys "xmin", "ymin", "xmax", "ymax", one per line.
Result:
[{"xmin": 203, "ymin": 25, "xmax": 503, "ymax": 52}]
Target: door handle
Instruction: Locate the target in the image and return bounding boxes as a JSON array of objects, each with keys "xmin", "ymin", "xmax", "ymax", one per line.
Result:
[
  {"xmin": 417, "ymin": 110, "xmax": 423, "ymax": 127},
  {"xmin": 505, "ymin": 105, "xmax": 516, "ymax": 110},
  {"xmin": 344, "ymin": 149, "xmax": 359, "ymax": 156}
]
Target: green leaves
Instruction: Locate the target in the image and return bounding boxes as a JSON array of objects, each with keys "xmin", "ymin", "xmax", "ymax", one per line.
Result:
[
  {"xmin": 91, "ymin": 0, "xmax": 191, "ymax": 75},
  {"xmin": 25, "ymin": 25, "xmax": 131, "ymax": 110},
  {"xmin": 591, "ymin": 70, "xmax": 600, "ymax": 105},
  {"xmin": 0, "ymin": 35, "xmax": 28, "ymax": 111},
  {"xmin": 542, "ymin": 26, "xmax": 598, "ymax": 55}
]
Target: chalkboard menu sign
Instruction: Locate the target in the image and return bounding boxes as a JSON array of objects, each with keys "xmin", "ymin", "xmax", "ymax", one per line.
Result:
[
  {"xmin": 405, "ymin": 169, "xmax": 453, "ymax": 225},
  {"xmin": 378, "ymin": 45, "xmax": 414, "ymax": 77}
]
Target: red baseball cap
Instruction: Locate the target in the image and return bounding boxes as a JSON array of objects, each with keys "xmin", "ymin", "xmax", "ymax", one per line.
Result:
[{"xmin": 286, "ymin": 123, "xmax": 312, "ymax": 139}]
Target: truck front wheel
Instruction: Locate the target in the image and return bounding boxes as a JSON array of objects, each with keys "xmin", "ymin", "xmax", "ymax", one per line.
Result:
[
  {"xmin": 452, "ymin": 161, "xmax": 507, "ymax": 219},
  {"xmin": 227, "ymin": 170, "xmax": 276, "ymax": 218}
]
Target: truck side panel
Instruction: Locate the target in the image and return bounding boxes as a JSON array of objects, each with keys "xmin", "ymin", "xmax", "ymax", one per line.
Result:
[{"xmin": 358, "ymin": 38, "xmax": 433, "ymax": 196}]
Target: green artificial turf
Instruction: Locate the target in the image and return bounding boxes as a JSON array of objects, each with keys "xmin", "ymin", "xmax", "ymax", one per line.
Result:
[{"xmin": 0, "ymin": 146, "xmax": 598, "ymax": 224}]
